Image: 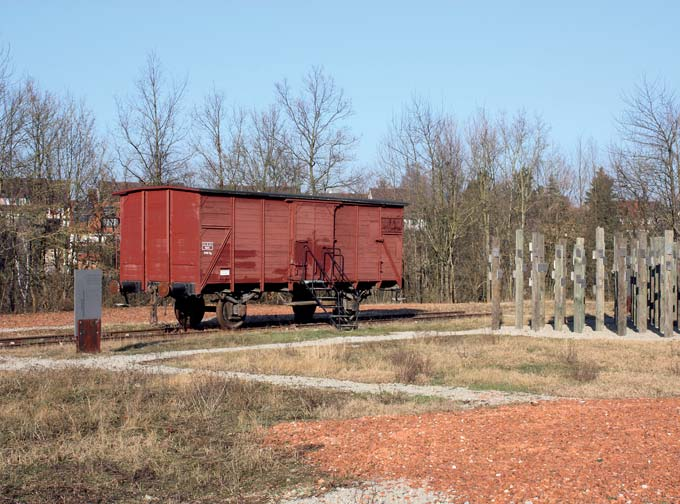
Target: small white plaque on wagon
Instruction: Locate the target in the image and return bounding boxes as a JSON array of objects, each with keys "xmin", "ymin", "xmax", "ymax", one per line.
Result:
[{"xmin": 220, "ymin": 268, "xmax": 230, "ymax": 276}]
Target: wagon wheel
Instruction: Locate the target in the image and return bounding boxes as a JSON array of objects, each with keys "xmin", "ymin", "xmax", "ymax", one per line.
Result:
[
  {"xmin": 292, "ymin": 304, "xmax": 317, "ymax": 324},
  {"xmin": 216, "ymin": 299, "xmax": 246, "ymax": 330},
  {"xmin": 174, "ymin": 296, "xmax": 205, "ymax": 330}
]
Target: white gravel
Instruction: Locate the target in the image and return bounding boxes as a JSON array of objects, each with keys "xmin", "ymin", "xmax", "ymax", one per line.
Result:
[
  {"xmin": 278, "ymin": 479, "xmax": 452, "ymax": 504},
  {"xmin": 0, "ymin": 323, "xmax": 673, "ymax": 403},
  {"xmin": 0, "ymin": 328, "xmax": 553, "ymax": 405},
  {"xmin": 480, "ymin": 323, "xmax": 680, "ymax": 341}
]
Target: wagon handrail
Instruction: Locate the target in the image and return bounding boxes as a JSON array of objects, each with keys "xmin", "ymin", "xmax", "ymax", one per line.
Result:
[
  {"xmin": 301, "ymin": 245, "xmax": 330, "ymax": 285},
  {"xmin": 322, "ymin": 247, "xmax": 352, "ymax": 286}
]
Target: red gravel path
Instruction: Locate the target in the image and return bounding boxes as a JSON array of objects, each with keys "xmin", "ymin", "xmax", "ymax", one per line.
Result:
[{"xmin": 268, "ymin": 399, "xmax": 680, "ymax": 503}]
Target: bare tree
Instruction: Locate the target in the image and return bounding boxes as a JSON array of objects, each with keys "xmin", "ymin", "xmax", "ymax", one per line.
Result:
[
  {"xmin": 467, "ymin": 109, "xmax": 500, "ymax": 300},
  {"xmin": 0, "ymin": 45, "xmax": 25, "ymax": 180},
  {"xmin": 245, "ymin": 104, "xmax": 298, "ymax": 191},
  {"xmin": 275, "ymin": 66, "xmax": 357, "ymax": 194},
  {"xmin": 192, "ymin": 89, "xmax": 248, "ymax": 189},
  {"xmin": 22, "ymin": 80, "xmax": 62, "ymax": 199},
  {"xmin": 614, "ymin": 78, "xmax": 680, "ymax": 232},
  {"xmin": 498, "ymin": 110, "xmax": 548, "ymax": 231},
  {"xmin": 116, "ymin": 52, "xmax": 189, "ymax": 185},
  {"xmin": 56, "ymin": 97, "xmax": 105, "ymax": 201},
  {"xmin": 380, "ymin": 97, "xmax": 469, "ymax": 301},
  {"xmin": 192, "ymin": 88, "xmax": 228, "ymax": 188}
]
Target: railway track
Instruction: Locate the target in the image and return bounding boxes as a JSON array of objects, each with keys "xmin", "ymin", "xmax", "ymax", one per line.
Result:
[{"xmin": 0, "ymin": 310, "xmax": 490, "ymax": 348}]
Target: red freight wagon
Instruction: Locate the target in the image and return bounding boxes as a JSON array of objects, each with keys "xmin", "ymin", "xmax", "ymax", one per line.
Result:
[{"xmin": 113, "ymin": 186, "xmax": 405, "ymax": 330}]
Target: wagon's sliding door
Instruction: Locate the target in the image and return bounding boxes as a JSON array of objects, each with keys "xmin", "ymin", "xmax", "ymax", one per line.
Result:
[
  {"xmin": 292, "ymin": 202, "xmax": 334, "ymax": 281},
  {"xmin": 199, "ymin": 196, "xmax": 233, "ymax": 291}
]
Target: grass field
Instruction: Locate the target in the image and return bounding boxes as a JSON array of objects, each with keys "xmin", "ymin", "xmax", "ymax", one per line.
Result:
[
  {"xmin": 6, "ymin": 302, "xmax": 671, "ymax": 503},
  {"xmin": 166, "ymin": 333, "xmax": 680, "ymax": 398},
  {"xmin": 2, "ymin": 315, "xmax": 490, "ymax": 359},
  {"xmin": 0, "ymin": 369, "xmax": 457, "ymax": 504}
]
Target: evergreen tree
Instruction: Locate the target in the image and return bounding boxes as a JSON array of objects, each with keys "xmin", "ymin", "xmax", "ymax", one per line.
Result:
[{"xmin": 585, "ymin": 167, "xmax": 620, "ymax": 236}]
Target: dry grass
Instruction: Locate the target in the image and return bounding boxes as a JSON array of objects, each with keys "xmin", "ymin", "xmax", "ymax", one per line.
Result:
[
  {"xmin": 0, "ymin": 368, "xmax": 456, "ymax": 503},
  {"xmin": 1, "ymin": 314, "xmax": 489, "ymax": 359},
  {"xmin": 169, "ymin": 334, "xmax": 680, "ymax": 399}
]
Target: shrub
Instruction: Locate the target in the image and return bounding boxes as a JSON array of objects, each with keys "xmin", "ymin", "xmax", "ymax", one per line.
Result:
[
  {"xmin": 561, "ymin": 341, "xmax": 600, "ymax": 382},
  {"xmin": 389, "ymin": 348, "xmax": 431, "ymax": 384},
  {"xmin": 569, "ymin": 359, "xmax": 601, "ymax": 382}
]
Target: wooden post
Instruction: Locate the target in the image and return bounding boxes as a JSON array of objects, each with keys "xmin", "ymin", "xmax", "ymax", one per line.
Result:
[
  {"xmin": 662, "ymin": 230, "xmax": 675, "ymax": 337},
  {"xmin": 490, "ymin": 236, "xmax": 502, "ymax": 330},
  {"xmin": 573, "ymin": 237, "xmax": 586, "ymax": 333},
  {"xmin": 530, "ymin": 232, "xmax": 546, "ymax": 331},
  {"xmin": 616, "ymin": 235, "xmax": 627, "ymax": 336},
  {"xmin": 553, "ymin": 240, "xmax": 566, "ymax": 331},
  {"xmin": 649, "ymin": 238, "xmax": 656, "ymax": 328},
  {"xmin": 653, "ymin": 236, "xmax": 663, "ymax": 329},
  {"xmin": 514, "ymin": 229, "xmax": 524, "ymax": 329},
  {"xmin": 594, "ymin": 227, "xmax": 605, "ymax": 331},
  {"xmin": 630, "ymin": 239, "xmax": 638, "ymax": 329},
  {"xmin": 676, "ymin": 242, "xmax": 680, "ymax": 333},
  {"xmin": 637, "ymin": 231, "xmax": 648, "ymax": 333}
]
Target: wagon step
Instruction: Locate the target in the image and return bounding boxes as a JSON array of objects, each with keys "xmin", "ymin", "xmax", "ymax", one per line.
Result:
[
  {"xmin": 298, "ymin": 248, "xmax": 359, "ymax": 330},
  {"xmin": 287, "ymin": 300, "xmax": 318, "ymax": 306}
]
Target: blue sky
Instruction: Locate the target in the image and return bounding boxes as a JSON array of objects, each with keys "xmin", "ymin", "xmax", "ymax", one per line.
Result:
[{"xmin": 2, "ymin": 1, "xmax": 678, "ymax": 173}]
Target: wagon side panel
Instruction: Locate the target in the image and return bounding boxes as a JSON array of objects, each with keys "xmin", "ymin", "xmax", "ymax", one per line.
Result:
[
  {"xmin": 314, "ymin": 203, "xmax": 334, "ymax": 258},
  {"xmin": 119, "ymin": 191, "xmax": 145, "ymax": 286},
  {"xmin": 264, "ymin": 199, "xmax": 290, "ymax": 284},
  {"xmin": 169, "ymin": 190, "xmax": 201, "ymax": 284},
  {"xmin": 144, "ymin": 189, "xmax": 170, "ymax": 283},
  {"xmin": 334, "ymin": 205, "xmax": 358, "ymax": 282},
  {"xmin": 233, "ymin": 197, "xmax": 263, "ymax": 285}
]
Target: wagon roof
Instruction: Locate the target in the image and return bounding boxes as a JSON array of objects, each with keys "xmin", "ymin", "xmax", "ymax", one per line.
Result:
[{"xmin": 113, "ymin": 185, "xmax": 407, "ymax": 207}]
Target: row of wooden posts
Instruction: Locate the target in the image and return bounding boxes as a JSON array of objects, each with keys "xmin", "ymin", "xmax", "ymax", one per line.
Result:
[{"xmin": 489, "ymin": 228, "xmax": 679, "ymax": 337}]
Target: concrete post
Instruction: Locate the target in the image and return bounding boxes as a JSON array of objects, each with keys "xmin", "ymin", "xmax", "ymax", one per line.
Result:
[
  {"xmin": 616, "ymin": 235, "xmax": 628, "ymax": 336},
  {"xmin": 514, "ymin": 229, "xmax": 524, "ymax": 329},
  {"xmin": 662, "ymin": 230, "xmax": 675, "ymax": 337},
  {"xmin": 653, "ymin": 236, "xmax": 663, "ymax": 329},
  {"xmin": 490, "ymin": 236, "xmax": 502, "ymax": 330},
  {"xmin": 594, "ymin": 227, "xmax": 605, "ymax": 331},
  {"xmin": 573, "ymin": 237, "xmax": 586, "ymax": 333},
  {"xmin": 553, "ymin": 240, "xmax": 566, "ymax": 331},
  {"xmin": 630, "ymin": 239, "xmax": 638, "ymax": 329},
  {"xmin": 636, "ymin": 231, "xmax": 648, "ymax": 333},
  {"xmin": 530, "ymin": 232, "xmax": 546, "ymax": 331}
]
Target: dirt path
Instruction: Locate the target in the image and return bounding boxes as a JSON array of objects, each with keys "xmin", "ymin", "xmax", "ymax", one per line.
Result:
[{"xmin": 269, "ymin": 398, "xmax": 680, "ymax": 503}]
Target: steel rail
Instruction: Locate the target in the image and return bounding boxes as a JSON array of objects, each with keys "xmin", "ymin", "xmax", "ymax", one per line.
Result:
[{"xmin": 0, "ymin": 310, "xmax": 491, "ymax": 348}]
